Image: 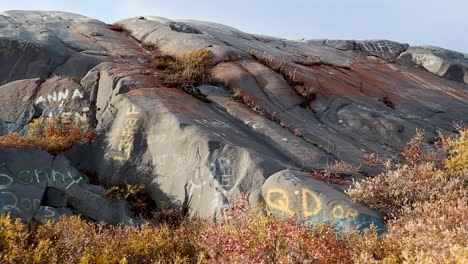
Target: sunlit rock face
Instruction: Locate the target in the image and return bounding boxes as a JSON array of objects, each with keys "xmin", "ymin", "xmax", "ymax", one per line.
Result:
[{"xmin": 0, "ymin": 11, "xmax": 466, "ymax": 231}]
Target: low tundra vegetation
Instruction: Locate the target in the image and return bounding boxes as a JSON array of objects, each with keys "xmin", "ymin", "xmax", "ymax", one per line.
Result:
[
  {"xmin": 0, "ymin": 127, "xmax": 466, "ymax": 263},
  {"xmin": 0, "ymin": 116, "xmax": 93, "ymax": 155},
  {"xmin": 142, "ymin": 41, "xmax": 215, "ymax": 102},
  {"xmin": 108, "ymin": 23, "xmax": 132, "ymax": 36}
]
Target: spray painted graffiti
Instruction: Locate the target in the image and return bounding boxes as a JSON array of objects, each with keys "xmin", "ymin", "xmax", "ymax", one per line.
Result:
[
  {"xmin": 15, "ymin": 169, "xmax": 83, "ymax": 190},
  {"xmin": 360, "ymin": 42, "xmax": 394, "ymax": 53},
  {"xmin": 195, "ymin": 119, "xmax": 230, "ymax": 128},
  {"xmin": 245, "ymin": 121, "xmax": 263, "ymax": 129},
  {"xmin": 34, "ymin": 88, "xmax": 89, "ymax": 121},
  {"xmin": 153, "ymin": 154, "xmax": 190, "ymax": 166},
  {"xmin": 264, "ymin": 186, "xmax": 385, "ymax": 232},
  {"xmin": 34, "ymin": 89, "xmax": 84, "ymax": 106},
  {"xmin": 0, "ymin": 173, "xmax": 14, "ymax": 189},
  {"xmin": 413, "ymin": 54, "xmax": 439, "ymax": 67},
  {"xmin": 359, "ymin": 41, "xmax": 397, "ymax": 59},
  {"xmin": 194, "ymin": 119, "xmax": 242, "ymax": 144},
  {"xmin": 210, "ymin": 157, "xmax": 233, "ymax": 190},
  {"xmin": 113, "ymin": 106, "xmax": 141, "ymax": 161},
  {"xmin": 0, "ymin": 191, "xmax": 20, "ymax": 212},
  {"xmin": 0, "ymin": 168, "xmax": 83, "ymax": 217},
  {"xmin": 265, "ymin": 187, "xmax": 358, "ymax": 220},
  {"xmin": 265, "ymin": 188, "xmax": 294, "ymax": 215}
]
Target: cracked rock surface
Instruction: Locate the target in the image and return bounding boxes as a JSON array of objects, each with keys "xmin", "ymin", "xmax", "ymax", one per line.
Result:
[{"xmin": 0, "ymin": 11, "xmax": 467, "ymax": 230}]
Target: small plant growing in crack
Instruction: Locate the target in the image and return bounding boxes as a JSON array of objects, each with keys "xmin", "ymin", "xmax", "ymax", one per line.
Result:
[
  {"xmin": 308, "ymin": 160, "xmax": 358, "ymax": 185},
  {"xmin": 248, "ymin": 49, "xmax": 316, "ymax": 105},
  {"xmin": 108, "ymin": 23, "xmax": 132, "ymax": 36},
  {"xmin": 105, "ymin": 183, "xmax": 158, "ymax": 219},
  {"xmin": 0, "ymin": 116, "xmax": 93, "ymax": 155},
  {"xmin": 379, "ymin": 96, "xmax": 395, "ymax": 109},
  {"xmin": 141, "ymin": 41, "xmax": 219, "ymax": 102}
]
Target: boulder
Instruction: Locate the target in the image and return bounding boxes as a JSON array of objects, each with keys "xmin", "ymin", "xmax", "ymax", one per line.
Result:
[
  {"xmin": 262, "ymin": 170, "xmax": 385, "ymax": 233},
  {"xmin": 399, "ymin": 46, "xmax": 468, "ymax": 85},
  {"xmin": 357, "ymin": 40, "xmax": 409, "ymax": 61},
  {"xmin": 0, "ymin": 11, "xmax": 466, "ymax": 232},
  {"xmin": 0, "ymin": 148, "xmax": 138, "ymax": 224},
  {"xmin": 0, "ymin": 78, "xmax": 42, "ymax": 134}
]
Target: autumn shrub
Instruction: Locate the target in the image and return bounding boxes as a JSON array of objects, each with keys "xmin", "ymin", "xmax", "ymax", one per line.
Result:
[
  {"xmin": 161, "ymin": 49, "xmax": 214, "ymax": 88},
  {"xmin": 144, "ymin": 41, "xmax": 214, "ymax": 87},
  {"xmin": 308, "ymin": 160, "xmax": 358, "ymax": 185},
  {"xmin": 247, "ymin": 49, "xmax": 314, "ymax": 103},
  {"xmin": 347, "ymin": 162, "xmax": 466, "ymax": 219},
  {"xmin": 348, "ymin": 128, "xmax": 467, "ymax": 219},
  {"xmin": 144, "ymin": 43, "xmax": 215, "ymax": 101},
  {"xmin": 1, "ymin": 129, "xmax": 467, "ymax": 263},
  {"xmin": 143, "ymin": 41, "xmax": 178, "ymax": 71},
  {"xmin": 346, "ymin": 127, "xmax": 468, "ymax": 263},
  {"xmin": 198, "ymin": 196, "xmax": 353, "ymax": 263},
  {"xmin": 0, "ymin": 214, "xmax": 203, "ymax": 264},
  {"xmin": 445, "ymin": 126, "xmax": 468, "ymax": 173},
  {"xmin": 105, "ymin": 183, "xmax": 158, "ymax": 219},
  {"xmin": 108, "ymin": 23, "xmax": 132, "ymax": 36},
  {"xmin": 0, "ymin": 116, "xmax": 91, "ymax": 155}
]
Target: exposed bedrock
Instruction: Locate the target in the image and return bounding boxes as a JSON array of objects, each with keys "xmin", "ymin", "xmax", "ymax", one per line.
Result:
[{"xmin": 0, "ymin": 11, "xmax": 467, "ymax": 231}]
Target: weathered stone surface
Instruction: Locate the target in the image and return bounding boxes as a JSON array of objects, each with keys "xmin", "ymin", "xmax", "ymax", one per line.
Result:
[
  {"xmin": 0, "ymin": 11, "xmax": 467, "ymax": 231},
  {"xmin": 357, "ymin": 40, "xmax": 409, "ymax": 61},
  {"xmin": 399, "ymin": 46, "xmax": 468, "ymax": 85},
  {"xmin": 262, "ymin": 170, "xmax": 385, "ymax": 232},
  {"xmin": 325, "ymin": 39, "xmax": 356, "ymax": 51},
  {"xmin": 0, "ymin": 78, "xmax": 42, "ymax": 134},
  {"xmin": 0, "ymin": 10, "xmax": 149, "ymax": 134},
  {"xmin": 0, "ymin": 148, "xmax": 138, "ymax": 224}
]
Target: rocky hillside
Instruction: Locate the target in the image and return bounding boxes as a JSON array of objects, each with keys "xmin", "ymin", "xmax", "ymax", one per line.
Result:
[{"xmin": 0, "ymin": 11, "xmax": 466, "ymax": 231}]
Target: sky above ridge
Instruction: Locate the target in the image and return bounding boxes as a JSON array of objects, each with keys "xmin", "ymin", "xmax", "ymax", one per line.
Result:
[{"xmin": 1, "ymin": 0, "xmax": 467, "ymax": 53}]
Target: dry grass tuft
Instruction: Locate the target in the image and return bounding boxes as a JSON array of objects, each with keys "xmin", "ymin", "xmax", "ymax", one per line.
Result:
[
  {"xmin": 105, "ymin": 183, "xmax": 158, "ymax": 219},
  {"xmin": 161, "ymin": 49, "xmax": 214, "ymax": 88},
  {"xmin": 108, "ymin": 23, "xmax": 132, "ymax": 36},
  {"xmin": 308, "ymin": 160, "xmax": 358, "ymax": 185},
  {"xmin": 143, "ymin": 42, "xmax": 215, "ymax": 102},
  {"xmin": 248, "ymin": 49, "xmax": 316, "ymax": 104}
]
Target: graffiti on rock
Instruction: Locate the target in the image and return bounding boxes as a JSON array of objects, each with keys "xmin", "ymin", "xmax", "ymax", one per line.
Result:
[
  {"xmin": 195, "ymin": 119, "xmax": 230, "ymax": 129},
  {"xmin": 0, "ymin": 191, "xmax": 20, "ymax": 212},
  {"xmin": 16, "ymin": 169, "xmax": 83, "ymax": 190},
  {"xmin": 34, "ymin": 88, "xmax": 90, "ymax": 121},
  {"xmin": 34, "ymin": 89, "xmax": 85, "ymax": 106},
  {"xmin": 113, "ymin": 106, "xmax": 141, "ymax": 161},
  {"xmin": 265, "ymin": 188, "xmax": 294, "ymax": 215},
  {"xmin": 210, "ymin": 157, "xmax": 233, "ymax": 190},
  {"xmin": 265, "ymin": 187, "xmax": 358, "ymax": 221},
  {"xmin": 413, "ymin": 54, "xmax": 439, "ymax": 67},
  {"xmin": 301, "ymin": 188, "xmax": 323, "ymax": 217},
  {"xmin": 0, "ymin": 173, "xmax": 14, "ymax": 189},
  {"xmin": 0, "ymin": 169, "xmax": 83, "ymax": 216},
  {"xmin": 359, "ymin": 41, "xmax": 398, "ymax": 59},
  {"xmin": 42, "ymin": 206, "xmax": 56, "ymax": 218},
  {"xmin": 265, "ymin": 186, "xmax": 386, "ymax": 232},
  {"xmin": 245, "ymin": 121, "xmax": 263, "ymax": 129},
  {"xmin": 153, "ymin": 154, "xmax": 191, "ymax": 166}
]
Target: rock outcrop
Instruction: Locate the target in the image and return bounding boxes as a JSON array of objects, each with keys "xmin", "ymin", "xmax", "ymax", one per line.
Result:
[{"xmin": 0, "ymin": 11, "xmax": 466, "ymax": 231}]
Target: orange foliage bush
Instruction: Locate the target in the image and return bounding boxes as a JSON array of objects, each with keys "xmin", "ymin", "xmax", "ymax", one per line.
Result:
[
  {"xmin": 348, "ymin": 128, "xmax": 468, "ymax": 263},
  {"xmin": 0, "ymin": 129, "xmax": 466, "ymax": 263},
  {"xmin": 0, "ymin": 116, "xmax": 92, "ymax": 154}
]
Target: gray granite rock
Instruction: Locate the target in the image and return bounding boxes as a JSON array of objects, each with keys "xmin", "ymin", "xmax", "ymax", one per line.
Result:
[
  {"xmin": 0, "ymin": 148, "xmax": 138, "ymax": 224},
  {"xmin": 0, "ymin": 11, "xmax": 466, "ymax": 232},
  {"xmin": 262, "ymin": 170, "xmax": 385, "ymax": 233},
  {"xmin": 399, "ymin": 45, "xmax": 468, "ymax": 85}
]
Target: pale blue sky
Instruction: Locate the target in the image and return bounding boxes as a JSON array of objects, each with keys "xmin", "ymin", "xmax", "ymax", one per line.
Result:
[{"xmin": 1, "ymin": 0, "xmax": 467, "ymax": 53}]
